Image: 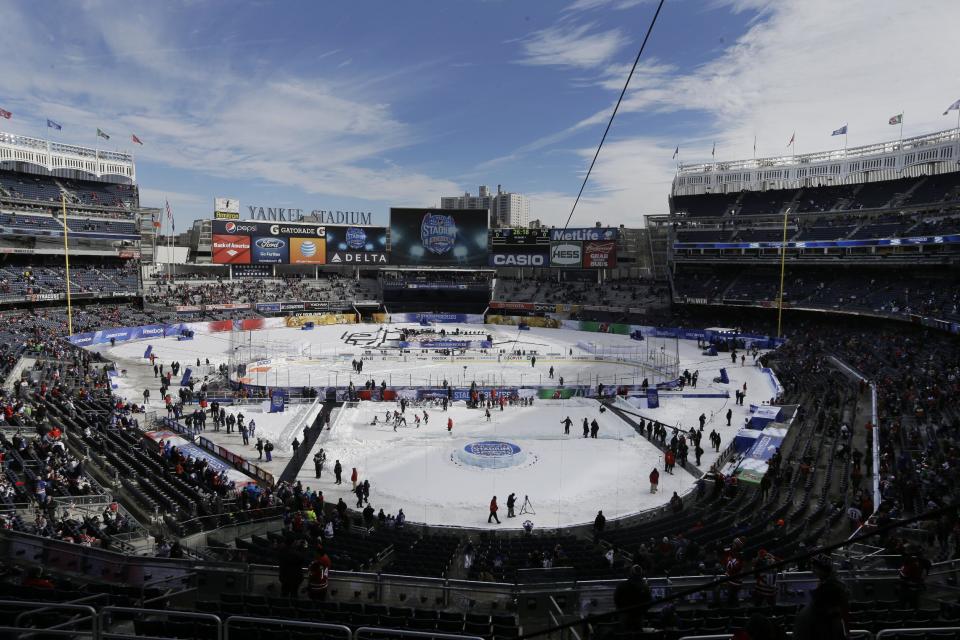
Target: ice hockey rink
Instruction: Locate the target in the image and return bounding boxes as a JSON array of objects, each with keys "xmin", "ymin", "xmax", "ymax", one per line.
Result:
[{"xmin": 98, "ymin": 322, "xmax": 781, "ymax": 529}]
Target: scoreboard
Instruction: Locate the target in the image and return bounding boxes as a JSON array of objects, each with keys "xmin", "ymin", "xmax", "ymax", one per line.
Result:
[
  {"xmin": 490, "ymin": 228, "xmax": 550, "ymax": 245},
  {"xmin": 488, "ymin": 228, "xmax": 550, "ymax": 267}
]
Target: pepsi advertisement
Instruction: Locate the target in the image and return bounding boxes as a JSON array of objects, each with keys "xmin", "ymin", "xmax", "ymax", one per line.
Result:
[
  {"xmin": 389, "ymin": 208, "xmax": 489, "ymax": 266},
  {"xmin": 325, "ymin": 226, "xmax": 388, "ymax": 265}
]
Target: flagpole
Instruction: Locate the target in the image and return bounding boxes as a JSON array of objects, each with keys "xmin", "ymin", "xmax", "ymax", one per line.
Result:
[
  {"xmin": 899, "ymin": 111, "xmax": 904, "ymax": 146},
  {"xmin": 776, "ymin": 207, "xmax": 791, "ymax": 339},
  {"xmin": 61, "ymin": 195, "xmax": 74, "ymax": 337}
]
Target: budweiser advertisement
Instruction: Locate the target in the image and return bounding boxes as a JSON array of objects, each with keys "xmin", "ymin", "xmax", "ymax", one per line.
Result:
[{"xmin": 583, "ymin": 240, "xmax": 617, "ymax": 268}]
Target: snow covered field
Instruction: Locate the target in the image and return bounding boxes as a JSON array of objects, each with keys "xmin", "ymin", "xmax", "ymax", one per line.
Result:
[
  {"xmin": 95, "ymin": 322, "xmax": 780, "ymax": 529},
  {"xmin": 296, "ymin": 398, "xmax": 693, "ymax": 530}
]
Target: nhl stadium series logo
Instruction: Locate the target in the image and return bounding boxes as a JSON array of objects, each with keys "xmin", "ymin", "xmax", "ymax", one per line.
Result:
[
  {"xmin": 345, "ymin": 226, "xmax": 367, "ymax": 249},
  {"xmin": 420, "ymin": 213, "xmax": 457, "ymax": 255}
]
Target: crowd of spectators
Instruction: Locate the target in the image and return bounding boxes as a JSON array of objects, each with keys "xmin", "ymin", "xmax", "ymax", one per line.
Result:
[
  {"xmin": 145, "ymin": 274, "xmax": 378, "ymax": 306},
  {"xmin": 495, "ymin": 276, "xmax": 666, "ymax": 308},
  {"xmin": 674, "ymin": 266, "xmax": 960, "ymax": 323}
]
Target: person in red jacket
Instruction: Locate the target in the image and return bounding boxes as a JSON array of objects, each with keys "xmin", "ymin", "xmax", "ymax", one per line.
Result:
[
  {"xmin": 664, "ymin": 450, "xmax": 675, "ymax": 474},
  {"xmin": 649, "ymin": 467, "xmax": 660, "ymax": 493},
  {"xmin": 447, "ymin": 417, "xmax": 453, "ymax": 433},
  {"xmin": 722, "ymin": 536, "xmax": 745, "ymax": 605},
  {"xmin": 307, "ymin": 546, "xmax": 332, "ymax": 601},
  {"xmin": 488, "ymin": 496, "xmax": 500, "ymax": 523},
  {"xmin": 351, "ymin": 467, "xmax": 358, "ymax": 490}
]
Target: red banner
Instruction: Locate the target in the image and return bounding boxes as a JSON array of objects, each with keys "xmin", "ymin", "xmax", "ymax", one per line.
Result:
[
  {"xmin": 212, "ymin": 234, "xmax": 251, "ymax": 264},
  {"xmin": 583, "ymin": 241, "xmax": 617, "ymax": 268}
]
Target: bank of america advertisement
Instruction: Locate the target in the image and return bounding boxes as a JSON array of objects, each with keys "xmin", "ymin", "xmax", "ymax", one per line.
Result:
[
  {"xmin": 389, "ymin": 208, "xmax": 488, "ymax": 266},
  {"xmin": 325, "ymin": 226, "xmax": 388, "ymax": 264}
]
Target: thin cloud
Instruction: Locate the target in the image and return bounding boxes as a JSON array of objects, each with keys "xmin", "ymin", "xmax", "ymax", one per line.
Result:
[
  {"xmin": 488, "ymin": 0, "xmax": 960, "ymax": 221},
  {"xmin": 518, "ymin": 23, "xmax": 627, "ymax": 69},
  {"xmin": 0, "ymin": 3, "xmax": 458, "ymax": 218}
]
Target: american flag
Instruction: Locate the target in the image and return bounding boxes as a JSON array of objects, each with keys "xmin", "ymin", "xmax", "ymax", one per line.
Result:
[{"xmin": 0, "ymin": 108, "xmax": 11, "ymax": 120}]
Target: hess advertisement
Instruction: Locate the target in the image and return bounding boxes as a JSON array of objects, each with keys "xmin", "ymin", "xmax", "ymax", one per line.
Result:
[
  {"xmin": 325, "ymin": 226, "xmax": 388, "ymax": 264},
  {"xmin": 389, "ymin": 208, "xmax": 488, "ymax": 266},
  {"xmin": 550, "ymin": 241, "xmax": 583, "ymax": 268}
]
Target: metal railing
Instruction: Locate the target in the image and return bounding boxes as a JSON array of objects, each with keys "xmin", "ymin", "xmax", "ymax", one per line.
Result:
[
  {"xmin": 0, "ymin": 600, "xmax": 99, "ymax": 639},
  {"xmin": 225, "ymin": 616, "xmax": 351, "ymax": 640}
]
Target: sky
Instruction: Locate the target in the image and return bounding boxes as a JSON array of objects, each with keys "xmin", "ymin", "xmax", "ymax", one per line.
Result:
[{"xmin": 0, "ymin": 0, "xmax": 957, "ymax": 230}]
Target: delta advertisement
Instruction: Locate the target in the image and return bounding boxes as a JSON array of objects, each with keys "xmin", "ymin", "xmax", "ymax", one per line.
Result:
[
  {"xmin": 389, "ymin": 208, "xmax": 489, "ymax": 266},
  {"xmin": 325, "ymin": 226, "xmax": 388, "ymax": 264}
]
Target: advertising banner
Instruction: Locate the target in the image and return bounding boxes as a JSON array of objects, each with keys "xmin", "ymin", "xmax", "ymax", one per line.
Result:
[
  {"xmin": 389, "ymin": 208, "xmax": 489, "ymax": 266},
  {"xmin": 673, "ymin": 233, "xmax": 960, "ymax": 250},
  {"xmin": 486, "ymin": 315, "xmax": 562, "ymax": 328},
  {"xmin": 488, "ymin": 244, "xmax": 550, "ymax": 267},
  {"xmin": 549, "ymin": 228, "xmax": 619, "ymax": 242},
  {"xmin": 283, "ymin": 313, "xmax": 357, "ymax": 328},
  {"xmin": 488, "ymin": 301, "xmax": 535, "ymax": 312},
  {"xmin": 549, "ymin": 241, "xmax": 583, "ymax": 268},
  {"xmin": 250, "ymin": 236, "xmax": 289, "ymax": 264},
  {"xmin": 211, "ymin": 220, "xmax": 325, "ymax": 238},
  {"xmin": 289, "ymin": 237, "xmax": 326, "ymax": 264},
  {"xmin": 385, "ymin": 312, "xmax": 485, "ymax": 324},
  {"xmin": 325, "ymin": 226, "xmax": 388, "ymax": 265},
  {"xmin": 255, "ymin": 302, "xmax": 282, "ymax": 313},
  {"xmin": 212, "ymin": 234, "xmax": 251, "ymax": 264},
  {"xmin": 583, "ymin": 240, "xmax": 617, "ymax": 268},
  {"xmin": 214, "ymin": 197, "xmax": 240, "ymax": 220}
]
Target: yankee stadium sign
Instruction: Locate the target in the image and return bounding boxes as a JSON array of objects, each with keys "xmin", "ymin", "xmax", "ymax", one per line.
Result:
[{"xmin": 247, "ymin": 206, "xmax": 373, "ymax": 225}]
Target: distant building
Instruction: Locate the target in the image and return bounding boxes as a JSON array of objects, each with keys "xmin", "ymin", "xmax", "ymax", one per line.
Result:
[{"xmin": 441, "ymin": 185, "xmax": 529, "ymax": 228}]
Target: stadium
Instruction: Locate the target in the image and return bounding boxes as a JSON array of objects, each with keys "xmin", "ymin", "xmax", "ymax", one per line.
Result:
[{"xmin": 0, "ymin": 9, "xmax": 959, "ymax": 640}]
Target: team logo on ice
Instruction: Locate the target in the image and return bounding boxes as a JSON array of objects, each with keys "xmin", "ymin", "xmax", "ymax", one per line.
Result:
[
  {"xmin": 420, "ymin": 213, "xmax": 457, "ymax": 255},
  {"xmin": 345, "ymin": 226, "xmax": 367, "ymax": 249}
]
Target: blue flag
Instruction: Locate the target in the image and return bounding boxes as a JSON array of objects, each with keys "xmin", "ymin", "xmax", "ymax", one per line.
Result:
[
  {"xmin": 47, "ymin": 119, "xmax": 62, "ymax": 130},
  {"xmin": 831, "ymin": 125, "xmax": 848, "ymax": 136}
]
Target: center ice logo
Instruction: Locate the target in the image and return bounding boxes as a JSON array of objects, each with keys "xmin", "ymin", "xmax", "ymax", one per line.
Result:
[
  {"xmin": 465, "ymin": 441, "xmax": 521, "ymax": 457},
  {"xmin": 345, "ymin": 226, "xmax": 367, "ymax": 249},
  {"xmin": 420, "ymin": 213, "xmax": 457, "ymax": 255}
]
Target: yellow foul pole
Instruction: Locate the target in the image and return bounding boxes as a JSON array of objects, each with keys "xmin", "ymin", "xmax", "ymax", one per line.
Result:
[
  {"xmin": 61, "ymin": 195, "xmax": 73, "ymax": 336},
  {"xmin": 776, "ymin": 208, "xmax": 790, "ymax": 338}
]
